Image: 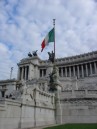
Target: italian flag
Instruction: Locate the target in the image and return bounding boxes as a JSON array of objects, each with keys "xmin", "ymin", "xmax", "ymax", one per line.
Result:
[{"xmin": 41, "ymin": 28, "xmax": 54, "ymax": 52}]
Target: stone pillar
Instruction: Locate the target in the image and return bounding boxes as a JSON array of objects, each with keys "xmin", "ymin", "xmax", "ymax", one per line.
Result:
[
  {"xmin": 25, "ymin": 66, "xmax": 27, "ymax": 80},
  {"xmin": 65, "ymin": 67, "xmax": 67, "ymax": 77},
  {"xmin": 56, "ymin": 90, "xmax": 63, "ymax": 124},
  {"xmin": 35, "ymin": 66, "xmax": 39, "ymax": 79},
  {"xmin": 28, "ymin": 65, "xmax": 31, "ymax": 80},
  {"xmin": 61, "ymin": 67, "xmax": 63, "ymax": 77},
  {"xmin": 17, "ymin": 67, "xmax": 20, "ymax": 80},
  {"xmin": 21, "ymin": 67, "xmax": 24, "ymax": 80},
  {"xmin": 94, "ymin": 62, "xmax": 97, "ymax": 74},
  {"xmin": 77, "ymin": 65, "xmax": 80, "ymax": 78},
  {"xmin": 81, "ymin": 65, "xmax": 84, "ymax": 78},
  {"xmin": 85, "ymin": 64, "xmax": 88, "ymax": 76},
  {"xmin": 69, "ymin": 67, "xmax": 71, "ymax": 77},
  {"xmin": 90, "ymin": 63, "xmax": 92, "ymax": 75},
  {"xmin": 26, "ymin": 66, "xmax": 29, "ymax": 80},
  {"xmin": 73, "ymin": 66, "xmax": 76, "ymax": 77}
]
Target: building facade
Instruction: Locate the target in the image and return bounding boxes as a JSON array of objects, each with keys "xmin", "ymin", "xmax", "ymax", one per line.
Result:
[
  {"xmin": 17, "ymin": 50, "xmax": 97, "ymax": 91},
  {"xmin": 0, "ymin": 50, "xmax": 97, "ymax": 129}
]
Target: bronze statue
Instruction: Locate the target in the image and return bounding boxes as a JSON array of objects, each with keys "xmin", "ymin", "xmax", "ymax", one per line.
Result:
[
  {"xmin": 28, "ymin": 50, "xmax": 38, "ymax": 57},
  {"xmin": 48, "ymin": 51, "xmax": 55, "ymax": 63},
  {"xmin": 48, "ymin": 65, "xmax": 58, "ymax": 91},
  {"xmin": 33, "ymin": 50, "xmax": 38, "ymax": 56},
  {"xmin": 49, "ymin": 72, "xmax": 54, "ymax": 84},
  {"xmin": 28, "ymin": 52, "xmax": 32, "ymax": 57}
]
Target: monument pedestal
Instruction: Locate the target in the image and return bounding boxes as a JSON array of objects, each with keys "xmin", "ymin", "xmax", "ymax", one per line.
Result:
[{"xmin": 55, "ymin": 84, "xmax": 62, "ymax": 124}]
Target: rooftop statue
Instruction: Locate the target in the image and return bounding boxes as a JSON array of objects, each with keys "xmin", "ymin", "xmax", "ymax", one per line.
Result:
[
  {"xmin": 28, "ymin": 50, "xmax": 38, "ymax": 57},
  {"xmin": 33, "ymin": 50, "xmax": 38, "ymax": 56},
  {"xmin": 28, "ymin": 52, "xmax": 32, "ymax": 57},
  {"xmin": 48, "ymin": 51, "xmax": 55, "ymax": 63}
]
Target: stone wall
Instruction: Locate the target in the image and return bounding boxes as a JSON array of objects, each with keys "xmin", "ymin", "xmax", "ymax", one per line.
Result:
[
  {"xmin": 56, "ymin": 90, "xmax": 97, "ymax": 124},
  {"xmin": 0, "ymin": 99, "xmax": 21, "ymax": 129},
  {"xmin": 59, "ymin": 75, "xmax": 97, "ymax": 90},
  {"xmin": 78, "ymin": 75, "xmax": 97, "ymax": 90},
  {"xmin": 0, "ymin": 89, "xmax": 55, "ymax": 129}
]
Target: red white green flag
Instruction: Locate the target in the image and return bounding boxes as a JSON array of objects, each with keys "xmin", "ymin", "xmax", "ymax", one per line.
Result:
[{"xmin": 41, "ymin": 28, "xmax": 54, "ymax": 52}]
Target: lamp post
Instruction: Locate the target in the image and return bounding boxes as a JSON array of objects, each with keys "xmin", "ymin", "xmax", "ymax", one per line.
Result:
[{"xmin": 10, "ymin": 67, "xmax": 13, "ymax": 79}]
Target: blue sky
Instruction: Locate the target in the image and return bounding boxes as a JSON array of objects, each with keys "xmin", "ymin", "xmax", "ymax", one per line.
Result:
[{"xmin": 0, "ymin": 0, "xmax": 97, "ymax": 80}]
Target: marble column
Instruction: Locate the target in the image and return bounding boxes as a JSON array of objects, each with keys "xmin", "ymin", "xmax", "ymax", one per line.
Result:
[
  {"xmin": 69, "ymin": 67, "xmax": 71, "ymax": 77},
  {"xmin": 28, "ymin": 65, "xmax": 31, "ymax": 80},
  {"xmin": 81, "ymin": 65, "xmax": 84, "ymax": 78},
  {"xmin": 85, "ymin": 64, "xmax": 88, "ymax": 76},
  {"xmin": 17, "ymin": 67, "xmax": 20, "ymax": 80},
  {"xmin": 73, "ymin": 66, "xmax": 76, "ymax": 77},
  {"xmin": 94, "ymin": 62, "xmax": 97, "ymax": 74},
  {"xmin": 90, "ymin": 63, "xmax": 92, "ymax": 75},
  {"xmin": 25, "ymin": 66, "xmax": 27, "ymax": 80},
  {"xmin": 77, "ymin": 65, "xmax": 80, "ymax": 78},
  {"xmin": 61, "ymin": 67, "xmax": 63, "ymax": 77},
  {"xmin": 26, "ymin": 66, "xmax": 29, "ymax": 80},
  {"xmin": 21, "ymin": 67, "xmax": 24, "ymax": 80},
  {"xmin": 65, "ymin": 67, "xmax": 67, "ymax": 77}
]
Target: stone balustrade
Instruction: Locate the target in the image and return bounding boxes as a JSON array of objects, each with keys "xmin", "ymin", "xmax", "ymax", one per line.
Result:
[
  {"xmin": 87, "ymin": 90, "xmax": 97, "ymax": 94},
  {"xmin": 60, "ymin": 90, "xmax": 97, "ymax": 99},
  {"xmin": 34, "ymin": 88, "xmax": 55, "ymax": 105}
]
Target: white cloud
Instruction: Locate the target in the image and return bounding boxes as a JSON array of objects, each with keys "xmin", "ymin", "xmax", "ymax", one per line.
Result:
[{"xmin": 0, "ymin": 0, "xmax": 97, "ymax": 80}]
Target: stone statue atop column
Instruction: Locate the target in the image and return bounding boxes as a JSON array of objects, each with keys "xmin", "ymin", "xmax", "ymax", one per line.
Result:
[{"xmin": 48, "ymin": 51, "xmax": 55, "ymax": 63}]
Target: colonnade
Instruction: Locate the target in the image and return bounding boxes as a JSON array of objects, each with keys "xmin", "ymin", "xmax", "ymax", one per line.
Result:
[
  {"xmin": 19, "ymin": 66, "xmax": 29, "ymax": 80},
  {"xmin": 59, "ymin": 61, "xmax": 97, "ymax": 78}
]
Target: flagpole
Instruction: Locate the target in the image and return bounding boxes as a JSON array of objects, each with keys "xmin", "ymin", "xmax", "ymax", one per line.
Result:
[{"xmin": 53, "ymin": 19, "xmax": 56, "ymax": 60}]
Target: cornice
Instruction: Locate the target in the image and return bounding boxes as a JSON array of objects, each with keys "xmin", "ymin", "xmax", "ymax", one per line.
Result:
[{"xmin": 40, "ymin": 50, "xmax": 97, "ymax": 66}]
